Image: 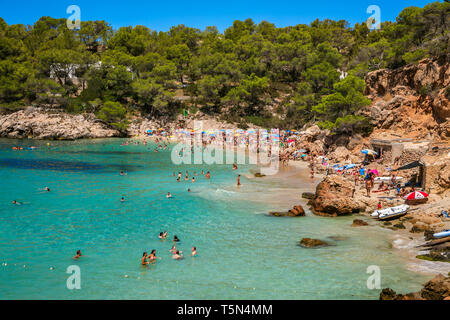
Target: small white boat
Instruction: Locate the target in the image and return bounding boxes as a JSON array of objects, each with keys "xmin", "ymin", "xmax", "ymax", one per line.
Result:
[
  {"xmin": 433, "ymin": 230, "xmax": 450, "ymax": 239},
  {"xmin": 371, "ymin": 205, "xmax": 409, "ymax": 220},
  {"xmin": 374, "ymin": 176, "xmax": 403, "ymax": 184}
]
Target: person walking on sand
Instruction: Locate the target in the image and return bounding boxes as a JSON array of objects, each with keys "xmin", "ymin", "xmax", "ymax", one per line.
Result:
[{"xmin": 365, "ymin": 179, "xmax": 371, "ymax": 197}]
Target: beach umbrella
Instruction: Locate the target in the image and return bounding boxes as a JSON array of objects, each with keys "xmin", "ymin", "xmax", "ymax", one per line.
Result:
[
  {"xmin": 361, "ymin": 149, "xmax": 378, "ymax": 156},
  {"xmin": 405, "ymin": 191, "xmax": 429, "ymax": 201},
  {"xmin": 369, "ymin": 169, "xmax": 379, "ymax": 176}
]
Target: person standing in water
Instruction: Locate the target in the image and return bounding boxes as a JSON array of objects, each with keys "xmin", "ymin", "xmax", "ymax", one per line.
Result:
[
  {"xmin": 205, "ymin": 171, "xmax": 210, "ymax": 179},
  {"xmin": 172, "ymin": 250, "xmax": 183, "ymax": 260},
  {"xmin": 237, "ymin": 175, "xmax": 241, "ymax": 186},
  {"xmin": 166, "ymin": 192, "xmax": 172, "ymax": 198},
  {"xmin": 191, "ymin": 247, "xmax": 197, "ymax": 257},
  {"xmin": 121, "ymin": 197, "xmax": 125, "ymax": 202},
  {"xmin": 173, "ymin": 235, "xmax": 180, "ymax": 242},
  {"xmin": 141, "ymin": 252, "xmax": 149, "ymax": 265}
]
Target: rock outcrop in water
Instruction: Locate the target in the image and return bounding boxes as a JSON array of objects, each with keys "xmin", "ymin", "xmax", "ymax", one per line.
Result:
[
  {"xmin": 0, "ymin": 108, "xmax": 121, "ymax": 140},
  {"xmin": 310, "ymin": 175, "xmax": 364, "ymax": 217},
  {"xmin": 380, "ymin": 274, "xmax": 450, "ymax": 300},
  {"xmin": 269, "ymin": 205, "xmax": 305, "ymax": 217},
  {"xmin": 298, "ymin": 238, "xmax": 329, "ymax": 248}
]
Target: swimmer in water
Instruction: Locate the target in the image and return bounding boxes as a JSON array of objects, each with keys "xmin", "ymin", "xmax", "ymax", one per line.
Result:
[
  {"xmin": 141, "ymin": 252, "xmax": 149, "ymax": 265},
  {"xmin": 73, "ymin": 250, "xmax": 82, "ymax": 259},
  {"xmin": 176, "ymin": 177, "xmax": 181, "ymax": 182},
  {"xmin": 166, "ymin": 192, "xmax": 172, "ymax": 198},
  {"xmin": 148, "ymin": 249, "xmax": 160, "ymax": 263},
  {"xmin": 170, "ymin": 245, "xmax": 177, "ymax": 254},
  {"xmin": 205, "ymin": 171, "xmax": 210, "ymax": 179},
  {"xmin": 201, "ymin": 170, "xmax": 204, "ymax": 175},
  {"xmin": 121, "ymin": 197, "xmax": 125, "ymax": 202},
  {"xmin": 233, "ymin": 163, "xmax": 238, "ymax": 170},
  {"xmin": 192, "ymin": 177, "xmax": 195, "ymax": 183},
  {"xmin": 12, "ymin": 200, "xmax": 19, "ymax": 205},
  {"xmin": 187, "ymin": 188, "xmax": 191, "ymax": 192},
  {"xmin": 173, "ymin": 235, "xmax": 180, "ymax": 242},
  {"xmin": 191, "ymin": 247, "xmax": 197, "ymax": 257},
  {"xmin": 45, "ymin": 187, "xmax": 50, "ymax": 192},
  {"xmin": 237, "ymin": 175, "xmax": 241, "ymax": 186},
  {"xmin": 120, "ymin": 170, "xmax": 124, "ymax": 176},
  {"xmin": 158, "ymin": 232, "xmax": 166, "ymax": 240},
  {"xmin": 172, "ymin": 250, "xmax": 183, "ymax": 260}
]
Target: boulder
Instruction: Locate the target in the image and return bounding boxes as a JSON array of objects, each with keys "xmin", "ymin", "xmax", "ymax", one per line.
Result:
[
  {"xmin": 420, "ymin": 274, "xmax": 450, "ymax": 300},
  {"xmin": 310, "ymin": 175, "xmax": 363, "ymax": 217},
  {"xmin": 298, "ymin": 238, "xmax": 329, "ymax": 248}
]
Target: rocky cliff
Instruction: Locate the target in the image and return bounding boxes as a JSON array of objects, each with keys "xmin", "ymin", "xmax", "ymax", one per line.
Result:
[
  {"xmin": 362, "ymin": 58, "xmax": 450, "ymax": 140},
  {"xmin": 0, "ymin": 108, "xmax": 122, "ymax": 140}
]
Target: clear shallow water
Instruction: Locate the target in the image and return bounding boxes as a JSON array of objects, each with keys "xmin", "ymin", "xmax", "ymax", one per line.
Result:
[{"xmin": 0, "ymin": 138, "xmax": 429, "ymax": 299}]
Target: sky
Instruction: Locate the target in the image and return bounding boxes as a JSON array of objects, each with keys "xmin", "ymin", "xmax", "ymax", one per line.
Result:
[{"xmin": 0, "ymin": 0, "xmax": 439, "ymax": 32}]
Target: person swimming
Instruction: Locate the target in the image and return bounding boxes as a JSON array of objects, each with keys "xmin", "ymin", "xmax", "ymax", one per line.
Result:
[
  {"xmin": 232, "ymin": 163, "xmax": 238, "ymax": 170},
  {"xmin": 191, "ymin": 247, "xmax": 197, "ymax": 257},
  {"xmin": 173, "ymin": 235, "xmax": 180, "ymax": 242},
  {"xmin": 120, "ymin": 170, "xmax": 124, "ymax": 176},
  {"xmin": 205, "ymin": 171, "xmax": 210, "ymax": 179},
  {"xmin": 191, "ymin": 177, "xmax": 195, "ymax": 183},
  {"xmin": 141, "ymin": 252, "xmax": 149, "ymax": 265},
  {"xmin": 176, "ymin": 177, "xmax": 181, "ymax": 182},
  {"xmin": 158, "ymin": 232, "xmax": 166, "ymax": 240},
  {"xmin": 170, "ymin": 245, "xmax": 177, "ymax": 254},
  {"xmin": 73, "ymin": 250, "xmax": 82, "ymax": 259},
  {"xmin": 187, "ymin": 188, "xmax": 191, "ymax": 192},
  {"xmin": 172, "ymin": 250, "xmax": 183, "ymax": 260},
  {"xmin": 166, "ymin": 192, "xmax": 172, "ymax": 198},
  {"xmin": 12, "ymin": 200, "xmax": 19, "ymax": 205},
  {"xmin": 148, "ymin": 249, "xmax": 159, "ymax": 263},
  {"xmin": 45, "ymin": 187, "xmax": 50, "ymax": 192}
]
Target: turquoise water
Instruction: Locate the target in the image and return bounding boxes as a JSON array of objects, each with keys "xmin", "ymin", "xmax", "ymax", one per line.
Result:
[{"xmin": 0, "ymin": 138, "xmax": 429, "ymax": 299}]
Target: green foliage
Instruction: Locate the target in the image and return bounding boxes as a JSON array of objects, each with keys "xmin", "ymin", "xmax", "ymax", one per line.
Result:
[
  {"xmin": 96, "ymin": 101, "xmax": 128, "ymax": 130},
  {"xmin": 0, "ymin": 1, "xmax": 446, "ymax": 132}
]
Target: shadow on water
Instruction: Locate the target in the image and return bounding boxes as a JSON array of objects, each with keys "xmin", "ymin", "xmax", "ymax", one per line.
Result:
[{"xmin": 0, "ymin": 158, "xmax": 142, "ymax": 173}]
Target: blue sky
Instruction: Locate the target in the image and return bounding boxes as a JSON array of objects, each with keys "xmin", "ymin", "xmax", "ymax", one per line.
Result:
[{"xmin": 0, "ymin": 0, "xmax": 439, "ymax": 32}]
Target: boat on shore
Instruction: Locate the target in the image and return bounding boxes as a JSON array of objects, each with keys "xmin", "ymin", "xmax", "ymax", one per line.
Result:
[
  {"xmin": 433, "ymin": 230, "xmax": 450, "ymax": 239},
  {"xmin": 371, "ymin": 204, "xmax": 409, "ymax": 220},
  {"xmin": 374, "ymin": 176, "xmax": 403, "ymax": 184}
]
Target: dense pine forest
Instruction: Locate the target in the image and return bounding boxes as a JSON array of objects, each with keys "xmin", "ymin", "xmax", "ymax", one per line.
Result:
[{"xmin": 0, "ymin": 1, "xmax": 448, "ymax": 132}]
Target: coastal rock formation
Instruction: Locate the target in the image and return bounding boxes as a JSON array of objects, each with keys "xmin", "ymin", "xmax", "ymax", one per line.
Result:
[
  {"xmin": 352, "ymin": 219, "xmax": 368, "ymax": 227},
  {"xmin": 298, "ymin": 238, "xmax": 329, "ymax": 248},
  {"xmin": 0, "ymin": 108, "xmax": 121, "ymax": 140},
  {"xmin": 301, "ymin": 192, "xmax": 315, "ymax": 200},
  {"xmin": 310, "ymin": 175, "xmax": 363, "ymax": 216},
  {"xmin": 269, "ymin": 205, "xmax": 305, "ymax": 217},
  {"xmin": 380, "ymin": 274, "xmax": 450, "ymax": 300},
  {"xmin": 362, "ymin": 58, "xmax": 450, "ymax": 140}
]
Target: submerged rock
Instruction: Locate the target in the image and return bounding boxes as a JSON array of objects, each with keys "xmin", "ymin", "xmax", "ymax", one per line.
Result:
[
  {"xmin": 352, "ymin": 219, "xmax": 369, "ymax": 227},
  {"xmin": 298, "ymin": 238, "xmax": 329, "ymax": 248},
  {"xmin": 269, "ymin": 205, "xmax": 305, "ymax": 217}
]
